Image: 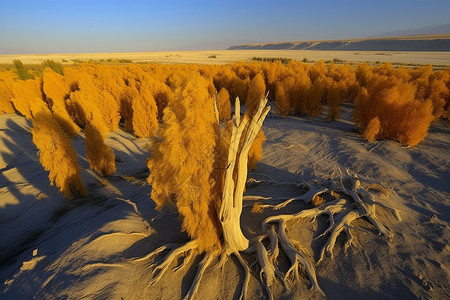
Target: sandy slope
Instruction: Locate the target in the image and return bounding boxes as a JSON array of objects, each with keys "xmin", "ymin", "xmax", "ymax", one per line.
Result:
[{"xmin": 0, "ymin": 106, "xmax": 449, "ymax": 299}]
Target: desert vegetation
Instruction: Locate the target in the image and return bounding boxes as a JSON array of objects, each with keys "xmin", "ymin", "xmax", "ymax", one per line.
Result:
[
  {"xmin": 31, "ymin": 111, "xmax": 88, "ymax": 199},
  {"xmin": 0, "ymin": 59, "xmax": 448, "ymax": 299}
]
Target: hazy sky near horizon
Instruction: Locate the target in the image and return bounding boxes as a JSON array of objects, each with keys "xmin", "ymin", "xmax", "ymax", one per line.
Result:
[{"xmin": 1, "ymin": 0, "xmax": 449, "ymax": 54}]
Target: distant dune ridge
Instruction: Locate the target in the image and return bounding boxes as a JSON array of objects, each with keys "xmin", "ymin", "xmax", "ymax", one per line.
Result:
[
  {"xmin": 371, "ymin": 23, "xmax": 450, "ymax": 38},
  {"xmin": 228, "ymin": 34, "xmax": 450, "ymax": 51}
]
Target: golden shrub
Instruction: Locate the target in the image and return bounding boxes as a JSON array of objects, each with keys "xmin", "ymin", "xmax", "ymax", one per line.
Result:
[
  {"xmin": 152, "ymin": 81, "xmax": 173, "ymax": 120},
  {"xmin": 426, "ymin": 79, "xmax": 448, "ymax": 120},
  {"xmin": 248, "ymin": 129, "xmax": 266, "ymax": 171},
  {"xmin": 294, "ymin": 68, "xmax": 313, "ymax": 115},
  {"xmin": 119, "ymin": 86, "xmax": 138, "ymax": 132},
  {"xmin": 31, "ymin": 111, "xmax": 87, "ymax": 199},
  {"xmin": 230, "ymin": 77, "xmax": 249, "ymax": 102},
  {"xmin": 11, "ymin": 78, "xmax": 49, "ymax": 119},
  {"xmin": 132, "ymin": 82, "xmax": 158, "ymax": 138},
  {"xmin": 0, "ymin": 73, "xmax": 16, "ymax": 114},
  {"xmin": 326, "ymin": 82, "xmax": 341, "ymax": 121},
  {"xmin": 262, "ymin": 60, "xmax": 285, "ymax": 97},
  {"xmin": 67, "ymin": 73, "xmax": 120, "ymax": 137},
  {"xmin": 147, "ymin": 74, "xmax": 222, "ymax": 252},
  {"xmin": 246, "ymin": 73, "xmax": 266, "ymax": 116},
  {"xmin": 355, "ymin": 80, "xmax": 434, "ymax": 146},
  {"xmin": 275, "ymin": 82, "xmax": 289, "ymax": 116},
  {"xmin": 399, "ymin": 101, "xmax": 434, "ymax": 146},
  {"xmin": 307, "ymin": 79, "xmax": 324, "ymax": 117},
  {"xmin": 363, "ymin": 117, "xmax": 380, "ymax": 142},
  {"xmin": 217, "ymin": 87, "xmax": 231, "ymax": 122},
  {"xmin": 84, "ymin": 123, "xmax": 116, "ymax": 176},
  {"xmin": 42, "ymin": 68, "xmax": 80, "ymax": 137}
]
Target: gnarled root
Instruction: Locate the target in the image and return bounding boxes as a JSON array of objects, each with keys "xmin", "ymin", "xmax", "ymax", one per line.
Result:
[
  {"xmin": 254, "ymin": 231, "xmax": 284, "ymax": 300},
  {"xmin": 148, "ymin": 240, "xmax": 199, "ymax": 286},
  {"xmin": 247, "ymin": 166, "xmax": 400, "ymax": 296},
  {"xmin": 183, "ymin": 251, "xmax": 219, "ymax": 300}
]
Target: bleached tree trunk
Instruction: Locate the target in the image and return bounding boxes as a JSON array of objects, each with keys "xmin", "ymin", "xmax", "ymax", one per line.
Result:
[{"xmin": 219, "ymin": 97, "xmax": 270, "ymax": 253}]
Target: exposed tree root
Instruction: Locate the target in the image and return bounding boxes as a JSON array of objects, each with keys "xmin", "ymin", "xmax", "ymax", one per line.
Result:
[
  {"xmin": 234, "ymin": 252, "xmax": 251, "ymax": 300},
  {"xmin": 140, "ymin": 242, "xmax": 256, "ymax": 300},
  {"xmin": 245, "ymin": 165, "xmax": 400, "ymax": 296},
  {"xmin": 183, "ymin": 251, "xmax": 219, "ymax": 300},
  {"xmin": 147, "ymin": 240, "xmax": 199, "ymax": 286}
]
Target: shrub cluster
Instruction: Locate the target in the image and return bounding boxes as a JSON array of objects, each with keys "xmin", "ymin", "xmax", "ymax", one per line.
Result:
[{"xmin": 0, "ymin": 60, "xmax": 448, "ymax": 199}]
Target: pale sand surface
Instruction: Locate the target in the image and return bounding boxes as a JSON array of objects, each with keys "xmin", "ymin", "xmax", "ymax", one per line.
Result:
[
  {"xmin": 0, "ymin": 50, "xmax": 449, "ymax": 66},
  {"xmin": 1, "ymin": 106, "xmax": 449, "ymax": 299}
]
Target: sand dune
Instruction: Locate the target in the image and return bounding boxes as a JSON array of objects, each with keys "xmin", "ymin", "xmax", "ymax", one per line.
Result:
[{"xmin": 1, "ymin": 105, "xmax": 449, "ymax": 299}]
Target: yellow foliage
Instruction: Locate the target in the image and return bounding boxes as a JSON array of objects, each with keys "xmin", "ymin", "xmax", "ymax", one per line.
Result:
[
  {"xmin": 294, "ymin": 69, "xmax": 313, "ymax": 115},
  {"xmin": 148, "ymin": 74, "xmax": 222, "ymax": 252},
  {"xmin": 278, "ymin": 77, "xmax": 296, "ymax": 114},
  {"xmin": 230, "ymin": 77, "xmax": 249, "ymax": 102},
  {"xmin": 84, "ymin": 123, "xmax": 116, "ymax": 176},
  {"xmin": 248, "ymin": 129, "xmax": 266, "ymax": 171},
  {"xmin": 31, "ymin": 111, "xmax": 87, "ymax": 199},
  {"xmin": 119, "ymin": 86, "xmax": 138, "ymax": 132},
  {"xmin": 427, "ymin": 79, "xmax": 448, "ymax": 120},
  {"xmin": 363, "ymin": 117, "xmax": 380, "ymax": 142},
  {"xmin": 246, "ymin": 73, "xmax": 266, "ymax": 116},
  {"xmin": 0, "ymin": 72, "xmax": 15, "ymax": 114},
  {"xmin": 11, "ymin": 78, "xmax": 49, "ymax": 119},
  {"xmin": 262, "ymin": 60, "xmax": 285, "ymax": 97},
  {"xmin": 152, "ymin": 81, "xmax": 173, "ymax": 120},
  {"xmin": 275, "ymin": 82, "xmax": 289, "ymax": 116},
  {"xmin": 355, "ymin": 80, "xmax": 434, "ymax": 146},
  {"xmin": 217, "ymin": 88, "xmax": 231, "ymax": 122},
  {"xmin": 307, "ymin": 79, "xmax": 324, "ymax": 117},
  {"xmin": 326, "ymin": 82, "xmax": 341, "ymax": 121},
  {"xmin": 67, "ymin": 73, "xmax": 120, "ymax": 137},
  {"xmin": 42, "ymin": 68, "xmax": 80, "ymax": 137},
  {"xmin": 132, "ymin": 82, "xmax": 158, "ymax": 138}
]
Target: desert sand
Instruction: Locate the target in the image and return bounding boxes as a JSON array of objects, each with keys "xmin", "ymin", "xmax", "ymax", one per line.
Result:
[
  {"xmin": 0, "ymin": 49, "xmax": 449, "ymax": 67},
  {"xmin": 1, "ymin": 104, "xmax": 449, "ymax": 299}
]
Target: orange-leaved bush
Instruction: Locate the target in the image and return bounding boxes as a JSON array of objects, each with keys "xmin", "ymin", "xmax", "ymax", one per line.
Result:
[
  {"xmin": 42, "ymin": 68, "xmax": 80, "ymax": 137},
  {"xmin": 248, "ymin": 129, "xmax": 266, "ymax": 171},
  {"xmin": 275, "ymin": 81, "xmax": 290, "ymax": 116},
  {"xmin": 67, "ymin": 73, "xmax": 120, "ymax": 137},
  {"xmin": 131, "ymin": 81, "xmax": 159, "ymax": 138},
  {"xmin": 31, "ymin": 111, "xmax": 87, "ymax": 199},
  {"xmin": 84, "ymin": 123, "xmax": 116, "ymax": 176},
  {"xmin": 0, "ymin": 72, "xmax": 16, "ymax": 114},
  {"xmin": 152, "ymin": 80, "xmax": 173, "ymax": 120},
  {"xmin": 217, "ymin": 87, "xmax": 231, "ymax": 122},
  {"xmin": 147, "ymin": 74, "xmax": 222, "ymax": 252},
  {"xmin": 119, "ymin": 85, "xmax": 138, "ymax": 133},
  {"xmin": 326, "ymin": 82, "xmax": 341, "ymax": 121},
  {"xmin": 362, "ymin": 117, "xmax": 380, "ymax": 143},
  {"xmin": 246, "ymin": 73, "xmax": 266, "ymax": 116},
  {"xmin": 354, "ymin": 79, "xmax": 434, "ymax": 146},
  {"xmin": 11, "ymin": 78, "xmax": 49, "ymax": 119}
]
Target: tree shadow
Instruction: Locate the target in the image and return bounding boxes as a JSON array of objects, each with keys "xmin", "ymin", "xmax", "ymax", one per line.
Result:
[{"xmin": 0, "ymin": 116, "xmax": 65, "ymax": 266}]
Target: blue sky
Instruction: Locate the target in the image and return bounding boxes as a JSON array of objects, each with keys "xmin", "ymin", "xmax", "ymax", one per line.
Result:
[{"xmin": 1, "ymin": 0, "xmax": 449, "ymax": 54}]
